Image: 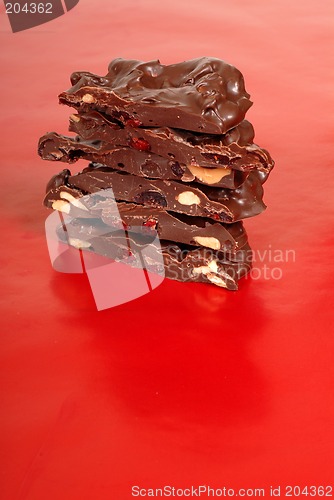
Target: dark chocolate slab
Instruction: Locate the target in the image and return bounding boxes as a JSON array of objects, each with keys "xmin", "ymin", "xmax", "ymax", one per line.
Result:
[
  {"xmin": 38, "ymin": 131, "xmax": 249, "ymax": 189},
  {"xmin": 69, "ymin": 164, "xmax": 266, "ymax": 223},
  {"xmin": 98, "ymin": 202, "xmax": 248, "ymax": 252},
  {"xmin": 58, "ymin": 57, "xmax": 252, "ymax": 134},
  {"xmin": 67, "ymin": 112, "xmax": 273, "ymax": 173},
  {"xmin": 44, "ymin": 165, "xmax": 266, "ymax": 223},
  {"xmin": 44, "ymin": 175, "xmax": 248, "ymax": 252},
  {"xmin": 57, "ymin": 217, "xmax": 252, "ymax": 290}
]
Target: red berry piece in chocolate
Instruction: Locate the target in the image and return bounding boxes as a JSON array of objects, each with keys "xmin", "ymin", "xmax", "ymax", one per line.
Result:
[
  {"xmin": 143, "ymin": 217, "xmax": 158, "ymax": 229},
  {"xmin": 126, "ymin": 118, "xmax": 142, "ymax": 127},
  {"xmin": 130, "ymin": 137, "xmax": 151, "ymax": 152}
]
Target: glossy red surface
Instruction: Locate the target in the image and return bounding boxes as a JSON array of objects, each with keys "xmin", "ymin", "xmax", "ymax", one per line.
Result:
[{"xmin": 1, "ymin": 1, "xmax": 334, "ymax": 498}]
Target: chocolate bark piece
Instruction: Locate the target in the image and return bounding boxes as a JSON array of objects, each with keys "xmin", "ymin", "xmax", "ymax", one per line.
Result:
[
  {"xmin": 67, "ymin": 112, "xmax": 273, "ymax": 174},
  {"xmin": 58, "ymin": 57, "xmax": 252, "ymax": 135},
  {"xmin": 57, "ymin": 217, "xmax": 252, "ymax": 290},
  {"xmin": 38, "ymin": 131, "xmax": 249, "ymax": 189},
  {"xmin": 44, "ymin": 173, "xmax": 248, "ymax": 252},
  {"xmin": 44, "ymin": 165, "xmax": 266, "ymax": 223},
  {"xmin": 95, "ymin": 202, "xmax": 248, "ymax": 253}
]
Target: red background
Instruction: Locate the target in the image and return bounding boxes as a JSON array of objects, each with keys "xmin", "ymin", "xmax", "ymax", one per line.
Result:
[{"xmin": 1, "ymin": 0, "xmax": 334, "ymax": 498}]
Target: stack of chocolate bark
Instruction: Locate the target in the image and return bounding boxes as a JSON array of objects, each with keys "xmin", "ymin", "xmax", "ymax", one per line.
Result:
[{"xmin": 38, "ymin": 57, "xmax": 274, "ymax": 290}]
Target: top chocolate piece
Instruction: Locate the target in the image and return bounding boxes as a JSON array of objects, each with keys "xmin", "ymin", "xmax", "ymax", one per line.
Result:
[{"xmin": 59, "ymin": 57, "xmax": 252, "ymax": 134}]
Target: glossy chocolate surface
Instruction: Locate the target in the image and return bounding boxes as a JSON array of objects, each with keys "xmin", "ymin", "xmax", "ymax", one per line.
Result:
[{"xmin": 58, "ymin": 57, "xmax": 252, "ymax": 134}]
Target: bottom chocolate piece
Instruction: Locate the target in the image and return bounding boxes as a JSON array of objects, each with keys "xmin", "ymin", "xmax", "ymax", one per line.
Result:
[{"xmin": 57, "ymin": 218, "xmax": 252, "ymax": 290}]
